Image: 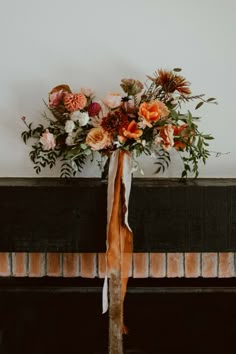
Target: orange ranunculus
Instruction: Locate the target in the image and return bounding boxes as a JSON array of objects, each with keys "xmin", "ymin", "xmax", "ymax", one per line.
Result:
[
  {"xmin": 120, "ymin": 120, "xmax": 143, "ymax": 141},
  {"xmin": 138, "ymin": 100, "xmax": 169, "ymax": 127},
  {"xmin": 174, "ymin": 140, "xmax": 186, "ymax": 150},
  {"xmin": 158, "ymin": 124, "xmax": 175, "ymax": 151},
  {"xmin": 174, "ymin": 124, "xmax": 193, "ymax": 150},
  {"xmin": 138, "ymin": 101, "xmax": 161, "ymax": 127}
]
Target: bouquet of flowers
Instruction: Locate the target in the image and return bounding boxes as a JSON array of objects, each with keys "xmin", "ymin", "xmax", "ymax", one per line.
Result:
[
  {"xmin": 20, "ymin": 68, "xmax": 217, "ymax": 342},
  {"xmin": 21, "ymin": 68, "xmax": 216, "ymax": 178}
]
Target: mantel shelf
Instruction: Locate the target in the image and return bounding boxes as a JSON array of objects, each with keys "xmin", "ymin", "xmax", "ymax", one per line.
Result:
[{"xmin": 1, "ymin": 178, "xmax": 236, "ymax": 252}]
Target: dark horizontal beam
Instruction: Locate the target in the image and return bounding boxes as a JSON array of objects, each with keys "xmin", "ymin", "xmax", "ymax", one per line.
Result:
[
  {"xmin": 1, "ymin": 278, "xmax": 236, "ymax": 293},
  {"xmin": 1, "ymin": 178, "xmax": 236, "ymax": 252},
  {"xmin": 2, "ymin": 286, "xmax": 236, "ymax": 294}
]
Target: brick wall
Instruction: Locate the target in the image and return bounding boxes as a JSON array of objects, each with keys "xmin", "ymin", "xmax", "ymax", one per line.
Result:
[{"xmin": 0, "ymin": 252, "xmax": 235, "ymax": 278}]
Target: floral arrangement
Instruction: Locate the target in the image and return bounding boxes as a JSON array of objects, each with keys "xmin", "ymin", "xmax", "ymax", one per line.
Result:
[
  {"xmin": 21, "ymin": 68, "xmax": 216, "ymax": 178},
  {"xmin": 20, "ymin": 68, "xmax": 217, "ymax": 341}
]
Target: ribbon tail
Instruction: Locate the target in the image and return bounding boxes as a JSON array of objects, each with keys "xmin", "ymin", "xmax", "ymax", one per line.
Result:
[
  {"xmin": 102, "ymin": 150, "xmax": 133, "ymax": 342},
  {"xmin": 120, "ymin": 152, "xmax": 133, "ymax": 334},
  {"xmin": 102, "ymin": 151, "xmax": 120, "ymax": 314},
  {"xmin": 102, "ymin": 276, "xmax": 108, "ymax": 314}
]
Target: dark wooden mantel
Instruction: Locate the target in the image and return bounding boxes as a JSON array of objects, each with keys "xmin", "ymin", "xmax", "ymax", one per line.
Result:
[{"xmin": 0, "ymin": 178, "xmax": 236, "ymax": 252}]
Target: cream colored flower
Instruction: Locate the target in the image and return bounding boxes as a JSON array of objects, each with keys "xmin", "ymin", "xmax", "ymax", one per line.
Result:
[
  {"xmin": 70, "ymin": 111, "xmax": 89, "ymax": 126},
  {"xmin": 102, "ymin": 92, "xmax": 122, "ymax": 109},
  {"xmin": 80, "ymin": 87, "xmax": 94, "ymax": 97},
  {"xmin": 65, "ymin": 135, "xmax": 74, "ymax": 146},
  {"xmin": 65, "ymin": 120, "xmax": 75, "ymax": 133}
]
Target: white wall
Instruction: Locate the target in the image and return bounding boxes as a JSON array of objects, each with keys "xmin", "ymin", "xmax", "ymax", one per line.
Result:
[{"xmin": 0, "ymin": 0, "xmax": 235, "ymax": 177}]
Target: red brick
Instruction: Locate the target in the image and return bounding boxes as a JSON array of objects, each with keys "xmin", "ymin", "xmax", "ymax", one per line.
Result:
[
  {"xmin": 150, "ymin": 253, "xmax": 166, "ymax": 278},
  {"xmin": 47, "ymin": 253, "xmax": 61, "ymax": 276},
  {"xmin": 98, "ymin": 253, "xmax": 106, "ymax": 278},
  {"xmin": 202, "ymin": 253, "xmax": 217, "ymax": 277},
  {"xmin": 28, "ymin": 253, "xmax": 44, "ymax": 277},
  {"xmin": 167, "ymin": 253, "xmax": 184, "ymax": 278},
  {"xmin": 185, "ymin": 253, "xmax": 201, "ymax": 278},
  {"xmin": 63, "ymin": 253, "xmax": 79, "ymax": 277},
  {"xmin": 12, "ymin": 253, "xmax": 27, "ymax": 277},
  {"xmin": 219, "ymin": 253, "xmax": 235, "ymax": 278},
  {"xmin": 80, "ymin": 253, "xmax": 97, "ymax": 278},
  {"xmin": 133, "ymin": 253, "xmax": 149, "ymax": 278},
  {"xmin": 0, "ymin": 252, "xmax": 11, "ymax": 276}
]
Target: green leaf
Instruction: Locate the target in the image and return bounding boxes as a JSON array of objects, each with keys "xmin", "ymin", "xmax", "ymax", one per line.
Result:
[
  {"xmin": 170, "ymin": 109, "xmax": 179, "ymax": 120},
  {"xmin": 34, "ymin": 165, "xmax": 41, "ymax": 174},
  {"xmin": 71, "ymin": 160, "xmax": 78, "ymax": 172},
  {"xmin": 84, "ymin": 149, "xmax": 92, "ymax": 156},
  {"xmin": 21, "ymin": 132, "xmax": 27, "ymax": 144},
  {"xmin": 184, "ymin": 164, "xmax": 191, "ymax": 172},
  {"xmin": 80, "ymin": 143, "xmax": 88, "ymax": 150},
  {"xmin": 154, "ymin": 166, "xmax": 162, "ymax": 174},
  {"xmin": 207, "ymin": 97, "xmax": 216, "ymax": 102},
  {"xmin": 204, "ymin": 135, "xmax": 214, "ymax": 140},
  {"xmin": 173, "ymin": 68, "xmax": 182, "ymax": 72},
  {"xmin": 195, "ymin": 102, "xmax": 204, "ymax": 110}
]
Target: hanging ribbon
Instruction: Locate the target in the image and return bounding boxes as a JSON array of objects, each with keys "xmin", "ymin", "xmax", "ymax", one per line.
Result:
[{"xmin": 102, "ymin": 150, "xmax": 133, "ymax": 349}]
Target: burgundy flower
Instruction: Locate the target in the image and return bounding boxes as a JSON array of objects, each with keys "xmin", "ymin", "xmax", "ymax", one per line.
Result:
[
  {"xmin": 88, "ymin": 102, "xmax": 101, "ymax": 117},
  {"xmin": 101, "ymin": 111, "xmax": 129, "ymax": 135}
]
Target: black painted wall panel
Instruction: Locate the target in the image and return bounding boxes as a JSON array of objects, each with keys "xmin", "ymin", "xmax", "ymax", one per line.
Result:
[{"xmin": 0, "ymin": 178, "xmax": 236, "ymax": 252}]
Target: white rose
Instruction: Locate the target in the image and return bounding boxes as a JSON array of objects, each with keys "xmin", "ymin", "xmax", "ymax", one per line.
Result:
[
  {"xmin": 65, "ymin": 120, "xmax": 75, "ymax": 133},
  {"xmin": 70, "ymin": 111, "xmax": 89, "ymax": 126},
  {"xmin": 65, "ymin": 135, "xmax": 74, "ymax": 146}
]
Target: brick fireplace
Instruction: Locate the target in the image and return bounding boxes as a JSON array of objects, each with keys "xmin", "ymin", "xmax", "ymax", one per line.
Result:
[
  {"xmin": 1, "ymin": 178, "xmax": 236, "ymax": 353},
  {"xmin": 0, "ymin": 252, "xmax": 235, "ymax": 278},
  {"xmin": 0, "ymin": 257, "xmax": 236, "ymax": 354}
]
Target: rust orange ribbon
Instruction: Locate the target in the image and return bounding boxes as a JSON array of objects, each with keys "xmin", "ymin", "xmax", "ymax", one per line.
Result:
[{"xmin": 102, "ymin": 150, "xmax": 133, "ymax": 334}]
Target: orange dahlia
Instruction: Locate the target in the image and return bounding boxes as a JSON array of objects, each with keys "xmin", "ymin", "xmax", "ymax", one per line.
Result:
[{"xmin": 64, "ymin": 93, "xmax": 87, "ymax": 112}]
